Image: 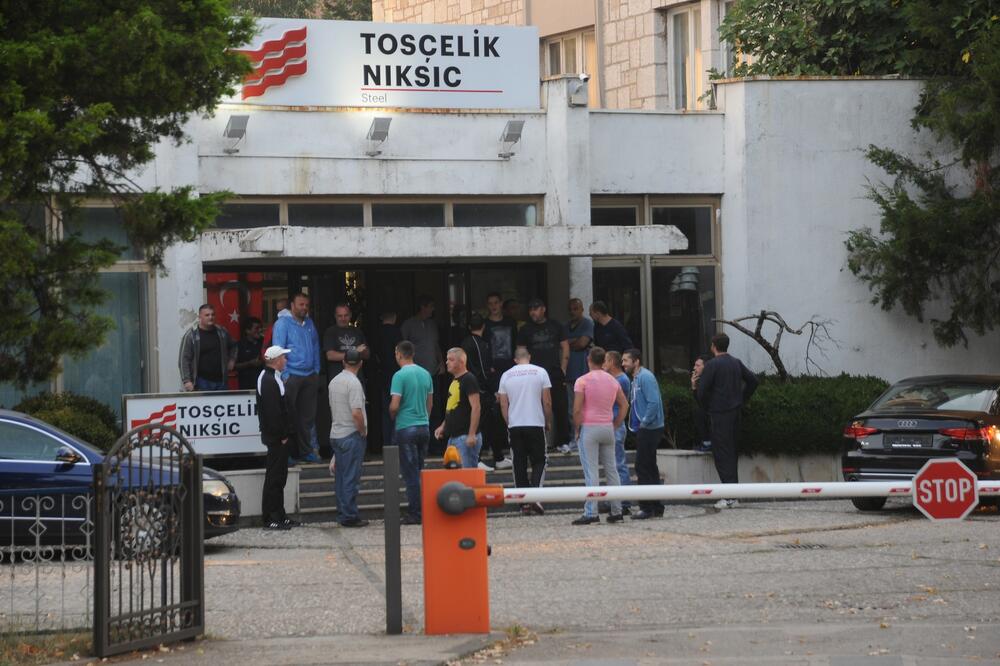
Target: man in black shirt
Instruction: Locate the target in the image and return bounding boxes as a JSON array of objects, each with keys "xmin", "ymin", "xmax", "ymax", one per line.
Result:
[
  {"xmin": 517, "ymin": 298, "xmax": 570, "ymax": 449},
  {"xmin": 235, "ymin": 317, "xmax": 264, "ymax": 390},
  {"xmin": 483, "ymin": 292, "xmax": 517, "ymax": 377},
  {"xmin": 257, "ymin": 345, "xmax": 298, "ymax": 530},
  {"xmin": 178, "ymin": 304, "xmax": 237, "ymax": 391},
  {"xmin": 696, "ymin": 333, "xmax": 759, "ymax": 507},
  {"xmin": 324, "ymin": 303, "xmax": 370, "ymax": 381},
  {"xmin": 590, "ymin": 301, "xmax": 634, "ymax": 353},
  {"xmin": 434, "ymin": 348, "xmax": 482, "ymax": 469},
  {"xmin": 462, "ymin": 313, "xmax": 510, "ymax": 470},
  {"xmin": 378, "ymin": 311, "xmax": 402, "ymax": 447}
]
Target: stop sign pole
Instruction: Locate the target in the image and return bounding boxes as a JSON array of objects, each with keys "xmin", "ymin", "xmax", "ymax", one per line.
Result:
[{"xmin": 912, "ymin": 458, "xmax": 980, "ymax": 521}]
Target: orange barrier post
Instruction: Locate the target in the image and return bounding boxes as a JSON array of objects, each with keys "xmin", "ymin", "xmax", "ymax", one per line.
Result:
[{"xmin": 421, "ymin": 467, "xmax": 490, "ymax": 634}]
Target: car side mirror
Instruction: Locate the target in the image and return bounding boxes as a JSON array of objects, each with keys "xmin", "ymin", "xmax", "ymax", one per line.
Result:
[{"xmin": 56, "ymin": 447, "xmax": 82, "ymax": 465}]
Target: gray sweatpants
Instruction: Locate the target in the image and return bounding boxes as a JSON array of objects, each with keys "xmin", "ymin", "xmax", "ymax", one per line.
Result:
[{"xmin": 579, "ymin": 424, "xmax": 622, "ymax": 517}]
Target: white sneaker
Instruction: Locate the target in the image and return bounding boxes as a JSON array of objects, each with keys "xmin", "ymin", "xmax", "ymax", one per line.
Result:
[
  {"xmin": 714, "ymin": 499, "xmax": 738, "ymax": 510},
  {"xmin": 477, "ymin": 461, "xmax": 494, "ymax": 472},
  {"xmin": 557, "ymin": 444, "xmax": 575, "ymax": 454},
  {"xmin": 494, "ymin": 458, "xmax": 513, "ymax": 470}
]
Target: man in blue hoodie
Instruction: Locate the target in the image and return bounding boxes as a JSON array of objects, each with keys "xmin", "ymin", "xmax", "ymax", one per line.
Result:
[
  {"xmin": 622, "ymin": 348, "xmax": 665, "ymax": 519},
  {"xmin": 272, "ymin": 293, "xmax": 322, "ymax": 463}
]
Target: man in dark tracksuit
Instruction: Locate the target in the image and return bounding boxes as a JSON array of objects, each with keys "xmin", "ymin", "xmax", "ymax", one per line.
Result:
[
  {"xmin": 257, "ymin": 345, "xmax": 298, "ymax": 530},
  {"xmin": 696, "ymin": 333, "xmax": 759, "ymax": 509}
]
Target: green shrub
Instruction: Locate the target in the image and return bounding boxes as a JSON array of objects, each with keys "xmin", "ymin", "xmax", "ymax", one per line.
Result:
[
  {"xmin": 14, "ymin": 391, "xmax": 121, "ymax": 452},
  {"xmin": 31, "ymin": 407, "xmax": 118, "ymax": 452},
  {"xmin": 661, "ymin": 374, "xmax": 889, "ymax": 456}
]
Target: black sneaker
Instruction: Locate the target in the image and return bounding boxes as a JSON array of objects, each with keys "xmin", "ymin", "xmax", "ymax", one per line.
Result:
[
  {"xmin": 530, "ymin": 502, "xmax": 545, "ymax": 515},
  {"xmin": 282, "ymin": 517, "xmax": 301, "ymax": 528},
  {"xmin": 607, "ymin": 513, "xmax": 624, "ymax": 523},
  {"xmin": 340, "ymin": 518, "xmax": 370, "ymax": 528},
  {"xmin": 263, "ymin": 521, "xmax": 291, "ymax": 531},
  {"xmin": 571, "ymin": 515, "xmax": 600, "ymax": 525},
  {"xmin": 629, "ymin": 510, "xmax": 660, "ymax": 520}
]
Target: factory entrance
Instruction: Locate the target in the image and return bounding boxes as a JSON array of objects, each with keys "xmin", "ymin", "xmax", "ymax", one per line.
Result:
[{"xmin": 203, "ymin": 263, "xmax": 547, "ymax": 456}]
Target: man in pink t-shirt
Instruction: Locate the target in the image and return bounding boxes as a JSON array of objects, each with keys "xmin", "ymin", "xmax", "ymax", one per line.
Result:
[{"xmin": 571, "ymin": 347, "xmax": 628, "ymax": 525}]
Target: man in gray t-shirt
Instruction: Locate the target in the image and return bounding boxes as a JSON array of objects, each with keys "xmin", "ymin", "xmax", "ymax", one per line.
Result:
[{"xmin": 327, "ymin": 350, "xmax": 368, "ymax": 528}]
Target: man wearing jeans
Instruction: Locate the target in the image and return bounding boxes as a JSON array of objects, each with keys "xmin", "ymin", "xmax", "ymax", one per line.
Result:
[
  {"xmin": 389, "ymin": 341, "xmax": 434, "ymax": 526},
  {"xmin": 179, "ymin": 304, "xmax": 236, "ymax": 391},
  {"xmin": 623, "ymin": 348, "xmax": 665, "ymax": 520},
  {"xmin": 327, "ymin": 349, "xmax": 368, "ymax": 528},
  {"xmin": 434, "ymin": 348, "xmax": 482, "ymax": 469}
]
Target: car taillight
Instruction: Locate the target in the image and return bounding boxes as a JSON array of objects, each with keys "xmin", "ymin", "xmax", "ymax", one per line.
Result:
[
  {"xmin": 939, "ymin": 426, "xmax": 996, "ymax": 441},
  {"xmin": 843, "ymin": 423, "xmax": 879, "ymax": 439}
]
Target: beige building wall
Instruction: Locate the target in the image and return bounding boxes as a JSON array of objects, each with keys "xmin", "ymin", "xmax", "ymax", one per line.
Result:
[
  {"xmin": 372, "ymin": 0, "xmax": 526, "ymax": 26},
  {"xmin": 371, "ymin": 0, "xmax": 731, "ymax": 111}
]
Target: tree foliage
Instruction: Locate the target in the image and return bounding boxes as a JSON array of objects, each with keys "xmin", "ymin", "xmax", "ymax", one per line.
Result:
[
  {"xmin": 846, "ymin": 3, "xmax": 1000, "ymax": 346},
  {"xmin": 721, "ymin": 0, "xmax": 1000, "ymax": 346},
  {"xmin": 231, "ymin": 0, "xmax": 372, "ymax": 20},
  {"xmin": 718, "ymin": 0, "xmax": 920, "ymax": 77},
  {"xmin": 0, "ymin": 1, "xmax": 256, "ymax": 387}
]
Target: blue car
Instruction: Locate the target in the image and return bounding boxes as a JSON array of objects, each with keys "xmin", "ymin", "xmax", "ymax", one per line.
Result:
[{"xmin": 0, "ymin": 410, "xmax": 240, "ymax": 550}]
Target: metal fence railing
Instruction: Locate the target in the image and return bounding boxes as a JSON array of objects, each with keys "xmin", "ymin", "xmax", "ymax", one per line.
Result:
[{"xmin": 1, "ymin": 492, "xmax": 94, "ymax": 634}]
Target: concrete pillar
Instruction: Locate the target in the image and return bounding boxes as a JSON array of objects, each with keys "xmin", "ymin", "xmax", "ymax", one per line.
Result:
[
  {"xmin": 544, "ymin": 76, "xmax": 592, "ymax": 312},
  {"xmin": 155, "ymin": 240, "xmax": 204, "ymax": 392}
]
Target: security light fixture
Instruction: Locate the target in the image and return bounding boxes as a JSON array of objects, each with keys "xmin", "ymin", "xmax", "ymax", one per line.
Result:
[
  {"xmin": 568, "ymin": 73, "xmax": 590, "ymax": 107},
  {"xmin": 366, "ymin": 117, "xmax": 392, "ymax": 157},
  {"xmin": 498, "ymin": 120, "xmax": 525, "ymax": 159},
  {"xmin": 223, "ymin": 115, "xmax": 249, "ymax": 154}
]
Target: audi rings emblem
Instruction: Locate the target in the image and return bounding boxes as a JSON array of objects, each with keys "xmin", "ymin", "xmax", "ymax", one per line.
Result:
[{"xmin": 897, "ymin": 419, "xmax": 919, "ymax": 428}]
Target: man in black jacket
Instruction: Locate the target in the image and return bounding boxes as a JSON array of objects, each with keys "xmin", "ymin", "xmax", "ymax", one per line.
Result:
[
  {"xmin": 695, "ymin": 334, "xmax": 759, "ymax": 508},
  {"xmin": 257, "ymin": 345, "xmax": 298, "ymax": 530}
]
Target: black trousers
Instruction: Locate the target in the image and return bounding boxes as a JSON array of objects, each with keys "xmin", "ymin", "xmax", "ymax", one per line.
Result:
[
  {"xmin": 481, "ymin": 394, "xmax": 509, "ymax": 463},
  {"xmin": 547, "ymin": 368, "xmax": 569, "ymax": 447},
  {"xmin": 262, "ymin": 436, "xmax": 289, "ymax": 522},
  {"xmin": 284, "ymin": 373, "xmax": 318, "ymax": 459},
  {"xmin": 634, "ymin": 426, "xmax": 664, "ymax": 515},
  {"xmin": 710, "ymin": 408, "xmax": 741, "ymax": 484},
  {"xmin": 509, "ymin": 426, "xmax": 547, "ymax": 488}
]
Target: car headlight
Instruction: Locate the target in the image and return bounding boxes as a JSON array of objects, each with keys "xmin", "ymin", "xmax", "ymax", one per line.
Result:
[{"xmin": 203, "ymin": 479, "xmax": 232, "ymax": 497}]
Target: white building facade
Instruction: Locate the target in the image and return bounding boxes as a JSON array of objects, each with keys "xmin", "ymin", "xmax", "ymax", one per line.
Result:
[{"xmin": 3, "ymin": 18, "xmax": 996, "ymax": 430}]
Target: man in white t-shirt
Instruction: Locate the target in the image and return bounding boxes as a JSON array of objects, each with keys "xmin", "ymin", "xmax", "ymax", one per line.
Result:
[{"xmin": 498, "ymin": 348, "xmax": 552, "ymax": 515}]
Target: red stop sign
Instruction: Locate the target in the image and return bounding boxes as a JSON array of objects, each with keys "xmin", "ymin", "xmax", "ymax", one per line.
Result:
[{"xmin": 912, "ymin": 458, "xmax": 979, "ymax": 521}]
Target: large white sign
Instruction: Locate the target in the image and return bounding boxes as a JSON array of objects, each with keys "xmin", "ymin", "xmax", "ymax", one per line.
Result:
[
  {"xmin": 228, "ymin": 18, "xmax": 539, "ymax": 109},
  {"xmin": 123, "ymin": 391, "xmax": 263, "ymax": 456}
]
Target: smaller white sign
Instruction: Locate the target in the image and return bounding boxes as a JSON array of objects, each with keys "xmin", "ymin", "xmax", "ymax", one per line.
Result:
[{"xmin": 123, "ymin": 391, "xmax": 263, "ymax": 456}]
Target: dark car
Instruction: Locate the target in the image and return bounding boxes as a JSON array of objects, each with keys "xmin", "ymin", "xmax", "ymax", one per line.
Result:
[
  {"xmin": 842, "ymin": 375, "xmax": 1000, "ymax": 511},
  {"xmin": 0, "ymin": 410, "xmax": 240, "ymax": 549}
]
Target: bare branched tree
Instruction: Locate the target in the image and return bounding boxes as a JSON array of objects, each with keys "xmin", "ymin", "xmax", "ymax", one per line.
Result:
[{"xmin": 714, "ymin": 311, "xmax": 839, "ymax": 381}]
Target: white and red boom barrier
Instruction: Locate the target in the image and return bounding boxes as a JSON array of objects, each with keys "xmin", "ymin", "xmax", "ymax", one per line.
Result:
[{"xmin": 500, "ymin": 480, "xmax": 1000, "ymax": 504}]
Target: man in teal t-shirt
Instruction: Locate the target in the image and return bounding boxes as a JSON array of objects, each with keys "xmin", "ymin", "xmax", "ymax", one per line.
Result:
[{"xmin": 388, "ymin": 341, "xmax": 434, "ymax": 524}]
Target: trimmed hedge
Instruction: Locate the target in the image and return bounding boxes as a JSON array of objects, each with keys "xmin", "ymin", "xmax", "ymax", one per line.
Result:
[
  {"xmin": 14, "ymin": 392, "xmax": 121, "ymax": 453},
  {"xmin": 662, "ymin": 374, "xmax": 889, "ymax": 456}
]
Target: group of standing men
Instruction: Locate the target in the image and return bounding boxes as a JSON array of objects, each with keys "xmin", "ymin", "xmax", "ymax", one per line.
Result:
[{"xmin": 181, "ymin": 289, "xmax": 759, "ymax": 528}]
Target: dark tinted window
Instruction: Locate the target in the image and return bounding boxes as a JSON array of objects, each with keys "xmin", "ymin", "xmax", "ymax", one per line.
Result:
[
  {"xmin": 288, "ymin": 204, "xmax": 363, "ymax": 227},
  {"xmin": 591, "ymin": 207, "xmax": 637, "ymax": 226},
  {"xmin": 65, "ymin": 208, "xmax": 142, "ymax": 260},
  {"xmin": 214, "ymin": 204, "xmax": 280, "ymax": 229},
  {"xmin": 652, "ymin": 206, "xmax": 712, "ymax": 255},
  {"xmin": 0, "ymin": 421, "xmax": 67, "ymax": 461},
  {"xmin": 453, "ymin": 204, "xmax": 536, "ymax": 227},
  {"xmin": 372, "ymin": 204, "xmax": 444, "ymax": 227}
]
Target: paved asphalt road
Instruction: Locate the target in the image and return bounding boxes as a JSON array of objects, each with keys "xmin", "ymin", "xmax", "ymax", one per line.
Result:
[{"xmin": 61, "ymin": 497, "xmax": 1000, "ymax": 665}]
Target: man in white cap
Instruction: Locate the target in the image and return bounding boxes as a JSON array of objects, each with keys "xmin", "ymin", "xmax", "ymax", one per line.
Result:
[{"xmin": 257, "ymin": 345, "xmax": 298, "ymax": 530}]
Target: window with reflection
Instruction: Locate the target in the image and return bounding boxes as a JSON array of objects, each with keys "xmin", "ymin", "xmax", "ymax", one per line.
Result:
[
  {"xmin": 215, "ymin": 204, "xmax": 280, "ymax": 229},
  {"xmin": 651, "ymin": 206, "xmax": 712, "ymax": 255},
  {"xmin": 372, "ymin": 204, "xmax": 444, "ymax": 227},
  {"xmin": 453, "ymin": 203, "xmax": 536, "ymax": 227},
  {"xmin": 651, "ymin": 266, "xmax": 716, "ymax": 375},
  {"xmin": 288, "ymin": 204, "xmax": 364, "ymax": 227}
]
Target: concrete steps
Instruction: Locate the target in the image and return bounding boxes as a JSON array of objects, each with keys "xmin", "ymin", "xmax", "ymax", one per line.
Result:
[{"xmin": 296, "ymin": 449, "xmax": 636, "ymax": 522}]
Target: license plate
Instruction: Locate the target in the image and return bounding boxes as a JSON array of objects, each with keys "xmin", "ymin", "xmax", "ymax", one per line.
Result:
[{"xmin": 884, "ymin": 434, "xmax": 932, "ymax": 449}]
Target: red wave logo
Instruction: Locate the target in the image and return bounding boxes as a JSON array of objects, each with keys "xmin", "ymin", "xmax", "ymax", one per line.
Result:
[
  {"xmin": 131, "ymin": 404, "xmax": 177, "ymax": 429},
  {"xmin": 235, "ymin": 27, "xmax": 308, "ymax": 100}
]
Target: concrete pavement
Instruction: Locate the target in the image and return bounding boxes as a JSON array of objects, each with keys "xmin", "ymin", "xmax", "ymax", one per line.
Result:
[{"xmin": 71, "ymin": 498, "xmax": 1000, "ymax": 664}]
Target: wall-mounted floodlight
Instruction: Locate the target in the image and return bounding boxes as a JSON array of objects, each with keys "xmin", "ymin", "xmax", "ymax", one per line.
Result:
[
  {"xmin": 366, "ymin": 117, "xmax": 392, "ymax": 157},
  {"xmin": 568, "ymin": 72, "xmax": 590, "ymax": 107},
  {"xmin": 223, "ymin": 115, "xmax": 249, "ymax": 154},
  {"xmin": 498, "ymin": 120, "xmax": 525, "ymax": 159}
]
